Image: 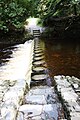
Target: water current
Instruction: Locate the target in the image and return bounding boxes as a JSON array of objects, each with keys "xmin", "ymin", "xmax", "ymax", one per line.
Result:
[
  {"xmin": 0, "ymin": 40, "xmax": 80, "ymax": 80},
  {"xmin": 0, "ymin": 41, "xmax": 33, "ymax": 82}
]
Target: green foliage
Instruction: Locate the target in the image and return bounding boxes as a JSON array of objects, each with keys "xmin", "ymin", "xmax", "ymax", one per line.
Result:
[
  {"xmin": 0, "ymin": 0, "xmax": 29, "ymax": 32},
  {"xmin": 0, "ymin": 0, "xmax": 42, "ymax": 32},
  {"xmin": 1, "ymin": 0, "xmax": 80, "ymax": 33},
  {"xmin": 38, "ymin": 0, "xmax": 80, "ymax": 26}
]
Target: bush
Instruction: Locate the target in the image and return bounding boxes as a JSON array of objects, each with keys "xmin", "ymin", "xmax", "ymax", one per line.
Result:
[{"xmin": 0, "ymin": 0, "xmax": 28, "ymax": 32}]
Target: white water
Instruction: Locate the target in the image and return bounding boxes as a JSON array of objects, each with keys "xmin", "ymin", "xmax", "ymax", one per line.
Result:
[{"xmin": 0, "ymin": 40, "xmax": 33, "ymax": 83}]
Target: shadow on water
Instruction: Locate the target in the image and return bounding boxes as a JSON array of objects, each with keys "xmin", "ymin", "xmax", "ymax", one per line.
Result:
[{"xmin": 44, "ymin": 40, "xmax": 80, "ymax": 79}]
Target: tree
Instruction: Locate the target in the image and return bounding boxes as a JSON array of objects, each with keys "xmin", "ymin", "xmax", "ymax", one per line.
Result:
[
  {"xmin": 0, "ymin": 0, "xmax": 32, "ymax": 32},
  {"xmin": 38, "ymin": 0, "xmax": 80, "ymax": 26}
]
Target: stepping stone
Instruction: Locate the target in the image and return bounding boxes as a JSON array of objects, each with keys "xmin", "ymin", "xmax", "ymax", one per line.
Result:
[
  {"xmin": 25, "ymin": 94, "xmax": 46, "ymax": 104},
  {"xmin": 32, "ymin": 66, "xmax": 46, "ymax": 73},
  {"xmin": 19, "ymin": 104, "xmax": 59, "ymax": 120},
  {"xmin": 32, "ymin": 74, "xmax": 47, "ymax": 81},
  {"xmin": 29, "ymin": 86, "xmax": 48, "ymax": 95},
  {"xmin": 34, "ymin": 49, "xmax": 43, "ymax": 51},
  {"xmin": 33, "ymin": 60, "xmax": 45, "ymax": 66},
  {"xmin": 30, "ymin": 80, "xmax": 46, "ymax": 87},
  {"xmin": 33, "ymin": 56, "xmax": 44, "ymax": 61},
  {"xmin": 18, "ymin": 86, "xmax": 64, "ymax": 119},
  {"xmin": 34, "ymin": 53, "xmax": 44, "ymax": 57},
  {"xmin": 34, "ymin": 50, "xmax": 43, "ymax": 54},
  {"xmin": 25, "ymin": 86, "xmax": 58, "ymax": 104},
  {"xmin": 19, "ymin": 104, "xmax": 43, "ymax": 118},
  {"xmin": 43, "ymin": 104, "xmax": 59, "ymax": 119}
]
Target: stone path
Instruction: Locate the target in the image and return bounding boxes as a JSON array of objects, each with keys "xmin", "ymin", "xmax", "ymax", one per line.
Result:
[
  {"xmin": 17, "ymin": 38, "xmax": 65, "ymax": 120},
  {"xmin": 54, "ymin": 75, "xmax": 80, "ymax": 120},
  {"xmin": 17, "ymin": 86, "xmax": 64, "ymax": 120},
  {"xmin": 1, "ymin": 38, "xmax": 80, "ymax": 120},
  {"xmin": 0, "ymin": 41, "xmax": 34, "ymax": 120}
]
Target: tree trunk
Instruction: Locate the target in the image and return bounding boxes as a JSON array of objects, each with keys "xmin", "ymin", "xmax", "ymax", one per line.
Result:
[{"xmin": 73, "ymin": 4, "xmax": 77, "ymax": 15}]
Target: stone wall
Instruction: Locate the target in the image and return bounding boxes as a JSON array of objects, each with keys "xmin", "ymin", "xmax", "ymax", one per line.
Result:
[{"xmin": 0, "ymin": 40, "xmax": 34, "ymax": 120}]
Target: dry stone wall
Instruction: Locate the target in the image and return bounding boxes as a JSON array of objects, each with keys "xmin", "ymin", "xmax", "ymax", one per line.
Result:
[{"xmin": 0, "ymin": 40, "xmax": 34, "ymax": 120}]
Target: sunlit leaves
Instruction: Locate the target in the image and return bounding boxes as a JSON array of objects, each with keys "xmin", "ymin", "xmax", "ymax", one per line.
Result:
[
  {"xmin": 0, "ymin": 0, "xmax": 29, "ymax": 32},
  {"xmin": 39, "ymin": 0, "xmax": 80, "ymax": 26}
]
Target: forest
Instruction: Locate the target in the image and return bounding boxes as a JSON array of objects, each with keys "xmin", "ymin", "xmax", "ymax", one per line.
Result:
[{"xmin": 0, "ymin": 0, "xmax": 80, "ymax": 43}]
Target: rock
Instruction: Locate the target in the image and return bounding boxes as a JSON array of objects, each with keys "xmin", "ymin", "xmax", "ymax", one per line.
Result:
[
  {"xmin": 54, "ymin": 75, "xmax": 65, "ymax": 81},
  {"xmin": 34, "ymin": 53, "xmax": 44, "ymax": 57},
  {"xmin": 1, "ymin": 102, "xmax": 17, "ymax": 120},
  {"xmin": 70, "ymin": 112, "xmax": 80, "ymax": 119},
  {"xmin": 71, "ymin": 117, "xmax": 80, "ymax": 120},
  {"xmin": 54, "ymin": 75, "xmax": 80, "ymax": 120},
  {"xmin": 32, "ymin": 74, "xmax": 47, "ymax": 81},
  {"xmin": 25, "ymin": 94, "xmax": 46, "ymax": 104},
  {"xmin": 33, "ymin": 56, "xmax": 44, "ymax": 61},
  {"xmin": 43, "ymin": 104, "xmax": 58, "ymax": 119},
  {"xmin": 75, "ymin": 105, "xmax": 80, "ymax": 112},
  {"xmin": 19, "ymin": 104, "xmax": 43, "ymax": 118},
  {"xmin": 33, "ymin": 60, "xmax": 45, "ymax": 66},
  {"xmin": 32, "ymin": 66, "xmax": 46, "ymax": 73},
  {"xmin": 62, "ymin": 91, "xmax": 78, "ymax": 102},
  {"xmin": 73, "ymin": 83, "xmax": 79, "ymax": 89},
  {"xmin": 17, "ymin": 112, "xmax": 24, "ymax": 120}
]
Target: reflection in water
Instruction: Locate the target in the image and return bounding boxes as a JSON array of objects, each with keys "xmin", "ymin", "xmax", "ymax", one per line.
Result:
[
  {"xmin": 0, "ymin": 40, "xmax": 80, "ymax": 81},
  {"xmin": 52, "ymin": 44, "xmax": 62, "ymax": 51},
  {"xmin": 45, "ymin": 41, "xmax": 80, "ymax": 78}
]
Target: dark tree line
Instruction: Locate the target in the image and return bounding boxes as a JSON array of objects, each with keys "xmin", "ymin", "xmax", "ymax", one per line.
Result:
[{"xmin": 0, "ymin": 0, "xmax": 80, "ymax": 36}]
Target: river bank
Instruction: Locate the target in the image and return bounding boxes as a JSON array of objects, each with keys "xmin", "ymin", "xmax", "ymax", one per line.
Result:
[
  {"xmin": 0, "ymin": 38, "xmax": 80, "ymax": 120},
  {"xmin": 0, "ymin": 40, "xmax": 34, "ymax": 119},
  {"xmin": 0, "ymin": 30, "xmax": 34, "ymax": 49}
]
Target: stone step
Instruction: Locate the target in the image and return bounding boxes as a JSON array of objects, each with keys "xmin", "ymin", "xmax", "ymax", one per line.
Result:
[
  {"xmin": 32, "ymin": 74, "xmax": 47, "ymax": 81},
  {"xmin": 17, "ymin": 86, "xmax": 64, "ymax": 119},
  {"xmin": 32, "ymin": 66, "xmax": 46, "ymax": 73},
  {"xmin": 34, "ymin": 50, "xmax": 43, "ymax": 54},
  {"xmin": 31, "ymin": 73, "xmax": 47, "ymax": 86},
  {"xmin": 33, "ymin": 60, "xmax": 45, "ymax": 66},
  {"xmin": 34, "ymin": 48, "xmax": 43, "ymax": 51},
  {"xmin": 33, "ymin": 53, "xmax": 44, "ymax": 57},
  {"xmin": 33, "ymin": 56, "xmax": 44, "ymax": 61}
]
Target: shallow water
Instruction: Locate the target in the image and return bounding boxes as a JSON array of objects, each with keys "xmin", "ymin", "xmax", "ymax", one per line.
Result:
[
  {"xmin": 0, "ymin": 40, "xmax": 80, "ymax": 81},
  {"xmin": 44, "ymin": 40, "xmax": 80, "ymax": 79},
  {"xmin": 0, "ymin": 41, "xmax": 33, "ymax": 81}
]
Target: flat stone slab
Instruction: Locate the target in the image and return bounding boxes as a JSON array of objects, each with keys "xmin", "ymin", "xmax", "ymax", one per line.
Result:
[
  {"xmin": 54, "ymin": 75, "xmax": 80, "ymax": 120},
  {"xmin": 18, "ymin": 104, "xmax": 59, "ymax": 120},
  {"xmin": 32, "ymin": 74, "xmax": 47, "ymax": 81},
  {"xmin": 34, "ymin": 51, "xmax": 43, "ymax": 54},
  {"xmin": 32, "ymin": 66, "xmax": 46, "ymax": 72},
  {"xmin": 25, "ymin": 95, "xmax": 47, "ymax": 104},
  {"xmin": 18, "ymin": 86, "xmax": 64, "ymax": 119},
  {"xmin": 34, "ymin": 49, "xmax": 43, "ymax": 51},
  {"xmin": 27, "ymin": 86, "xmax": 55, "ymax": 95},
  {"xmin": 34, "ymin": 53, "xmax": 44, "ymax": 57},
  {"xmin": 25, "ymin": 86, "xmax": 59, "ymax": 104},
  {"xmin": 33, "ymin": 60, "xmax": 45, "ymax": 66},
  {"xmin": 33, "ymin": 56, "xmax": 44, "ymax": 61},
  {"xmin": 19, "ymin": 104, "xmax": 43, "ymax": 118}
]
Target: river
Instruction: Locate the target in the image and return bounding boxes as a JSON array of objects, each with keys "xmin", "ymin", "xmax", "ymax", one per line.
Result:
[
  {"xmin": 0, "ymin": 41, "xmax": 33, "ymax": 83},
  {"xmin": 44, "ymin": 40, "xmax": 80, "ymax": 79},
  {"xmin": 0, "ymin": 40, "xmax": 80, "ymax": 80}
]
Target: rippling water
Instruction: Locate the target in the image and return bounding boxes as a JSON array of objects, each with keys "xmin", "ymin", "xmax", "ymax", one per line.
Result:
[
  {"xmin": 0, "ymin": 40, "xmax": 80, "ymax": 81},
  {"xmin": 0, "ymin": 41, "xmax": 33, "ymax": 81},
  {"xmin": 44, "ymin": 41, "xmax": 80, "ymax": 79}
]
